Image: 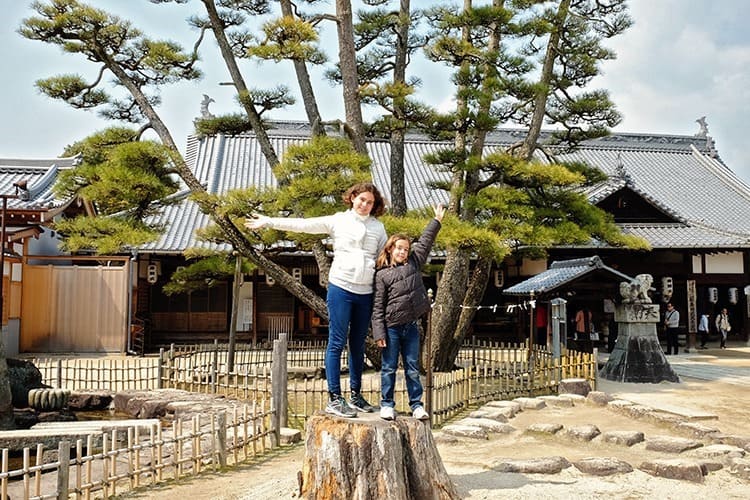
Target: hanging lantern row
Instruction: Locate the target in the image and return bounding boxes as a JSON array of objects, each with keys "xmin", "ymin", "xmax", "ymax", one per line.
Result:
[{"xmin": 708, "ymin": 287, "xmax": 740, "ymax": 304}]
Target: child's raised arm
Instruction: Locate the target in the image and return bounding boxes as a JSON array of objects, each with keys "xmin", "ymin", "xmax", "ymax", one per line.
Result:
[{"xmin": 433, "ymin": 204, "xmax": 445, "ymax": 222}]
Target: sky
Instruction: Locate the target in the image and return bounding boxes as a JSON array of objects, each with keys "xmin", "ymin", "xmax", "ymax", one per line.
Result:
[{"xmin": 2, "ymin": 0, "xmax": 750, "ymax": 184}]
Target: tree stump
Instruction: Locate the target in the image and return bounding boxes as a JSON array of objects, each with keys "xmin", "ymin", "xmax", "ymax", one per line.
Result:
[{"xmin": 300, "ymin": 412, "xmax": 460, "ymax": 500}]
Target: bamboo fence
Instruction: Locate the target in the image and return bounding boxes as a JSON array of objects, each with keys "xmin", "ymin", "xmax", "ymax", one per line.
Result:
[
  {"xmin": 15, "ymin": 338, "xmax": 597, "ymax": 498},
  {"xmin": 31, "ymin": 340, "xmax": 596, "ymax": 426},
  {"xmin": 1, "ymin": 402, "xmax": 274, "ymax": 500}
]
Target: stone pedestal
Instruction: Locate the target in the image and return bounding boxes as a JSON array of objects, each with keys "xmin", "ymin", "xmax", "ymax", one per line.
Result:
[{"xmin": 600, "ymin": 304, "xmax": 680, "ymax": 383}]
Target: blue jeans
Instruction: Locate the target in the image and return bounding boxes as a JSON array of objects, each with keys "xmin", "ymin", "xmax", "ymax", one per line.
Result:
[
  {"xmin": 326, "ymin": 284, "xmax": 373, "ymax": 397},
  {"xmin": 380, "ymin": 322, "xmax": 423, "ymax": 410}
]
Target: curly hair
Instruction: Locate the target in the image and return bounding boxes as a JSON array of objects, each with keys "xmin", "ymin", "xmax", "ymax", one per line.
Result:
[{"xmin": 342, "ymin": 182, "xmax": 387, "ymax": 217}]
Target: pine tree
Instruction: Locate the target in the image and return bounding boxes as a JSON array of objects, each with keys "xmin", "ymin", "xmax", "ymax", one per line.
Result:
[
  {"xmin": 19, "ymin": 0, "xmax": 647, "ymax": 374},
  {"xmin": 20, "ymin": 0, "xmax": 329, "ymax": 317},
  {"xmin": 422, "ymin": 0, "xmax": 645, "ymax": 370}
]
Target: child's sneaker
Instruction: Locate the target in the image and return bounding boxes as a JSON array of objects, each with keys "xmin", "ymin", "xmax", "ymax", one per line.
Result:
[
  {"xmin": 326, "ymin": 395, "xmax": 357, "ymax": 418},
  {"xmin": 412, "ymin": 405, "xmax": 429, "ymax": 421},
  {"xmin": 380, "ymin": 406, "xmax": 395, "ymax": 421},
  {"xmin": 348, "ymin": 392, "xmax": 375, "ymax": 412}
]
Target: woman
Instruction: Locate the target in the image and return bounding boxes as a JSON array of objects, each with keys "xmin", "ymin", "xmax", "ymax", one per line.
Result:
[{"xmin": 245, "ymin": 182, "xmax": 387, "ymax": 418}]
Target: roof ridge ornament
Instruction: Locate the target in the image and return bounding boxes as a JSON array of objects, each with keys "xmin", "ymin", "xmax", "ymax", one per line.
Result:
[
  {"xmin": 694, "ymin": 116, "xmax": 719, "ymax": 158},
  {"xmin": 200, "ymin": 94, "xmax": 215, "ymax": 119},
  {"xmin": 695, "ymin": 116, "xmax": 709, "ymax": 138},
  {"xmin": 614, "ymin": 153, "xmax": 632, "ymax": 184}
]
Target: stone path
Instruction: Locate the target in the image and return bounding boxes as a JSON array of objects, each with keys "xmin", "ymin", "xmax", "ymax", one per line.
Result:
[
  {"xmin": 669, "ymin": 358, "xmax": 750, "ymax": 386},
  {"xmin": 598, "ymin": 345, "xmax": 750, "ymax": 386},
  {"xmin": 435, "ymin": 391, "xmax": 750, "ymax": 484}
]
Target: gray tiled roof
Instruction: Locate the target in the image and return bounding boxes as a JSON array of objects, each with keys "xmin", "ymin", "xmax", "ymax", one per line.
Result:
[
  {"xmin": 139, "ymin": 192, "xmax": 230, "ymax": 253},
  {"xmin": 146, "ymin": 124, "xmax": 749, "ymax": 253},
  {"xmin": 503, "ymin": 256, "xmax": 633, "ymax": 296},
  {"xmin": 7, "ymin": 123, "xmax": 748, "ymax": 253},
  {"xmin": 0, "ymin": 156, "xmax": 81, "ymax": 210},
  {"xmin": 145, "ymin": 125, "xmax": 750, "ymax": 253}
]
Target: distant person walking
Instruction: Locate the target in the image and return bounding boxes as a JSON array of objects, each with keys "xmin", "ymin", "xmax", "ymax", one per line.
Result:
[
  {"xmin": 716, "ymin": 308, "xmax": 731, "ymax": 349},
  {"xmin": 698, "ymin": 313, "xmax": 710, "ymax": 349},
  {"xmin": 573, "ymin": 308, "xmax": 593, "ymax": 353},
  {"xmin": 663, "ymin": 302, "xmax": 680, "ymax": 355}
]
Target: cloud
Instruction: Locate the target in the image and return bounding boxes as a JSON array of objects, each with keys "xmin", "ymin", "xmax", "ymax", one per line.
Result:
[
  {"xmin": 4, "ymin": 1, "xmax": 750, "ymax": 183},
  {"xmin": 595, "ymin": 0, "xmax": 750, "ymax": 181}
]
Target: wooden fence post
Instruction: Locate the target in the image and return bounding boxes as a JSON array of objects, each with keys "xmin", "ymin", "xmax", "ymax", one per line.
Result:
[
  {"xmin": 528, "ymin": 347, "xmax": 535, "ymax": 397},
  {"xmin": 56, "ymin": 359, "xmax": 63, "ymax": 389},
  {"xmin": 271, "ymin": 333, "xmax": 288, "ymax": 443},
  {"xmin": 471, "ymin": 334, "xmax": 477, "ymax": 367},
  {"xmin": 592, "ymin": 348, "xmax": 599, "ymax": 390},
  {"xmin": 157, "ymin": 348, "xmax": 164, "ymax": 389},
  {"xmin": 212, "ymin": 339, "xmax": 219, "ymax": 394},
  {"xmin": 216, "ymin": 413, "xmax": 227, "ymax": 468},
  {"xmin": 169, "ymin": 344, "xmax": 176, "ymax": 389},
  {"xmin": 56, "ymin": 440, "xmax": 70, "ymax": 500}
]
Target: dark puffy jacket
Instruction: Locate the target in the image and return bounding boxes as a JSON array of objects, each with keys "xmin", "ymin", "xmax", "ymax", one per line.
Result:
[{"xmin": 371, "ymin": 218, "xmax": 441, "ymax": 341}]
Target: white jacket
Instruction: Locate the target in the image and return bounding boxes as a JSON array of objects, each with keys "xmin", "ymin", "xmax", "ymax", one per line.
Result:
[{"xmin": 264, "ymin": 210, "xmax": 386, "ymax": 294}]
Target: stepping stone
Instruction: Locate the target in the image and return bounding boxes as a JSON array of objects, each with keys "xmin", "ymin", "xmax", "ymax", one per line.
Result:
[
  {"xmin": 618, "ymin": 404, "xmax": 655, "ymax": 419},
  {"xmin": 645, "ymin": 411, "xmax": 684, "ymax": 426},
  {"xmin": 675, "ymin": 421, "xmax": 721, "ymax": 439},
  {"xmin": 513, "ymin": 397, "xmax": 546, "ymax": 410},
  {"xmin": 484, "ymin": 400, "xmax": 522, "ymax": 416},
  {"xmin": 538, "ymin": 395, "xmax": 574, "ymax": 408},
  {"xmin": 573, "ymin": 457, "xmax": 633, "ymax": 476},
  {"xmin": 469, "ymin": 408, "xmax": 510, "ymax": 422},
  {"xmin": 613, "ymin": 394, "xmax": 718, "ymax": 421},
  {"xmin": 558, "ymin": 394, "xmax": 586, "ymax": 405},
  {"xmin": 432, "ymin": 432, "xmax": 459, "ymax": 445},
  {"xmin": 710, "ymin": 434, "xmax": 750, "ymax": 449},
  {"xmin": 728, "ymin": 457, "xmax": 750, "ymax": 480},
  {"xmin": 441, "ymin": 424, "xmax": 489, "ymax": 440},
  {"xmin": 563, "ymin": 424, "xmax": 601, "ymax": 442},
  {"xmin": 640, "ymin": 458, "xmax": 708, "ymax": 483},
  {"xmin": 645, "ymin": 435, "xmax": 703, "ymax": 454},
  {"xmin": 600, "ymin": 430, "xmax": 644, "ymax": 447},
  {"xmin": 456, "ymin": 417, "xmax": 515, "ymax": 434},
  {"xmin": 2, "ymin": 419, "xmax": 161, "ymax": 449},
  {"xmin": 558, "ymin": 378, "xmax": 591, "ymax": 396},
  {"xmin": 490, "ymin": 456, "xmax": 571, "ymax": 474},
  {"xmin": 699, "ymin": 460, "xmax": 724, "ymax": 472},
  {"xmin": 586, "ymin": 391, "xmax": 613, "ymax": 406},
  {"xmin": 607, "ymin": 399, "xmax": 635, "ymax": 409},
  {"xmin": 525, "ymin": 423, "xmax": 563, "ymax": 435},
  {"xmin": 280, "ymin": 427, "xmax": 302, "ymax": 444},
  {"xmin": 693, "ymin": 444, "xmax": 746, "ymax": 459}
]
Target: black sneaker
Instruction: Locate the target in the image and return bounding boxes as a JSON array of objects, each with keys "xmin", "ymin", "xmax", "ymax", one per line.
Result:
[
  {"xmin": 325, "ymin": 395, "xmax": 357, "ymax": 418},
  {"xmin": 348, "ymin": 392, "xmax": 375, "ymax": 413}
]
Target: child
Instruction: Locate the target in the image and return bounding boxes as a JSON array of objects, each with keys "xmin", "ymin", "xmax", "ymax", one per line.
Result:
[{"xmin": 372, "ymin": 205, "xmax": 445, "ymax": 421}]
